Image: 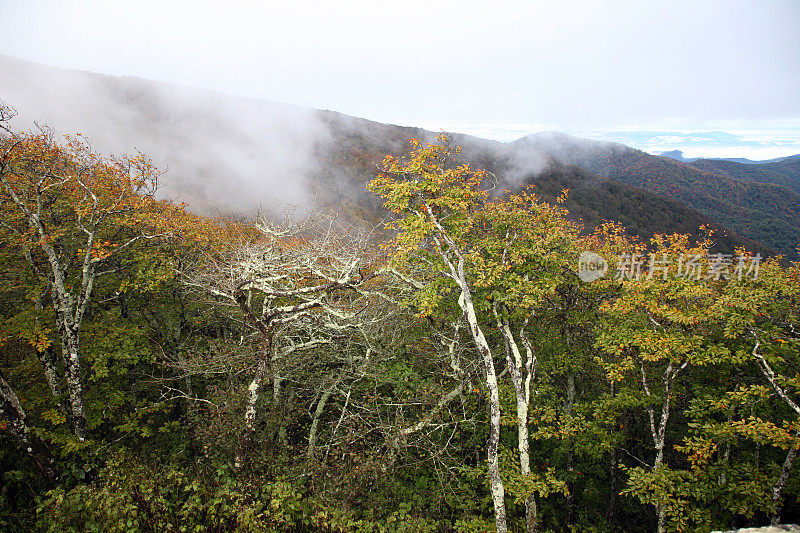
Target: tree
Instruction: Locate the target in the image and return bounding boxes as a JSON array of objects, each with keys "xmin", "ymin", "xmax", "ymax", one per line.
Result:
[
  {"xmin": 183, "ymin": 212, "xmax": 381, "ymax": 467},
  {"xmin": 369, "ymin": 136, "xmax": 510, "ymax": 531},
  {"xmin": 595, "ymin": 232, "xmax": 743, "ymax": 532},
  {"xmin": 0, "ymin": 104, "xmax": 179, "ymax": 441},
  {"xmin": 0, "ymin": 367, "xmax": 57, "ymax": 480},
  {"xmin": 473, "ymin": 189, "xmax": 580, "ymax": 531},
  {"xmin": 715, "ymin": 253, "xmax": 800, "ymax": 525}
]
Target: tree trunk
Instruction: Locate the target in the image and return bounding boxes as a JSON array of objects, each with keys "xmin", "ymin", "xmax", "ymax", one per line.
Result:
[
  {"xmin": 52, "ymin": 282, "xmax": 88, "ymax": 441},
  {"xmin": 307, "ymin": 388, "xmax": 333, "ymax": 460},
  {"xmin": 425, "ymin": 204, "xmax": 507, "ymax": 532},
  {"xmin": 656, "ymin": 505, "xmax": 667, "ymax": 533},
  {"xmin": 64, "ymin": 338, "xmax": 87, "ymax": 441},
  {"xmin": 751, "ymin": 338, "xmax": 800, "ymax": 526},
  {"xmin": 509, "ymin": 346, "xmax": 536, "ymax": 531},
  {"xmin": 606, "ymin": 447, "xmax": 618, "ymax": 524},
  {"xmin": 496, "ymin": 311, "xmax": 536, "ymax": 532},
  {"xmin": 0, "ymin": 370, "xmax": 57, "ymax": 481},
  {"xmin": 235, "ymin": 355, "xmax": 269, "ymax": 468},
  {"xmin": 36, "ymin": 344, "xmax": 63, "ymax": 406},
  {"xmin": 641, "ymin": 360, "xmax": 684, "ymax": 533},
  {"xmin": 565, "ymin": 373, "xmax": 576, "ymax": 524},
  {"xmin": 34, "ymin": 285, "xmax": 65, "ymax": 411},
  {"xmin": 0, "ymin": 370, "xmax": 32, "ymax": 448},
  {"xmin": 307, "ymin": 371, "xmax": 346, "ymax": 460},
  {"xmin": 460, "ymin": 290, "xmax": 507, "ymax": 532},
  {"xmin": 276, "ymin": 387, "xmax": 295, "ymax": 448},
  {"xmin": 770, "ymin": 428, "xmax": 799, "ymax": 525},
  {"xmin": 484, "ymin": 356, "xmax": 508, "ymax": 533}
]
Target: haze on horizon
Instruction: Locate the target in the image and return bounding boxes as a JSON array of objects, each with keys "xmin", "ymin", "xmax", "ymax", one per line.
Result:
[{"xmin": 1, "ymin": 0, "xmax": 799, "ymax": 158}]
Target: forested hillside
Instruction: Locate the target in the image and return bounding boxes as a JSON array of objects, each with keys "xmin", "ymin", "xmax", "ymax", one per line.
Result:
[
  {"xmin": 0, "ymin": 55, "xmax": 789, "ymax": 260},
  {"xmin": 313, "ymin": 112, "xmax": 772, "ymax": 257},
  {"xmin": 688, "ymin": 156, "xmax": 800, "ymax": 195},
  {"xmin": 510, "ymin": 133, "xmax": 800, "ymax": 259},
  {"xmin": 1, "ymin": 109, "xmax": 798, "ymax": 532}
]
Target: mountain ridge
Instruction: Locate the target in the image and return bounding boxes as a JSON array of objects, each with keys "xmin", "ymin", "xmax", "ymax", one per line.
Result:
[
  {"xmin": 657, "ymin": 149, "xmax": 799, "ymax": 164},
  {"xmin": 0, "ymin": 54, "xmax": 791, "ymax": 258}
]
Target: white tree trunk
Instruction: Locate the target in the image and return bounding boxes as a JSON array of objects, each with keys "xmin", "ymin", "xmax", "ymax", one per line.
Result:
[
  {"xmin": 307, "ymin": 370, "xmax": 346, "ymax": 459},
  {"xmin": 497, "ymin": 312, "xmax": 537, "ymax": 532},
  {"xmin": 751, "ymin": 337, "xmax": 800, "ymax": 526},
  {"xmin": 235, "ymin": 355, "xmax": 269, "ymax": 468},
  {"xmin": 51, "ymin": 282, "xmax": 89, "ymax": 441},
  {"xmin": 0, "ymin": 370, "xmax": 56, "ymax": 480},
  {"xmin": 641, "ymin": 360, "xmax": 684, "ymax": 533},
  {"xmin": 424, "ymin": 203, "xmax": 507, "ymax": 531},
  {"xmin": 0, "ymin": 370, "xmax": 32, "ymax": 449},
  {"xmin": 63, "ymin": 338, "xmax": 87, "ymax": 441},
  {"xmin": 36, "ymin": 344, "xmax": 64, "ymax": 407},
  {"xmin": 771, "ymin": 428, "xmax": 800, "ymax": 525},
  {"xmin": 460, "ymin": 289, "xmax": 507, "ymax": 532}
]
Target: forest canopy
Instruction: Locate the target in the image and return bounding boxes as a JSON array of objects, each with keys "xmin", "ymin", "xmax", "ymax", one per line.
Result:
[{"xmin": 0, "ymin": 110, "xmax": 798, "ymax": 533}]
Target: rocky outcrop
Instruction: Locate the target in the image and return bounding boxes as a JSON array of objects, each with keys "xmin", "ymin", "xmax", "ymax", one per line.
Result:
[{"xmin": 712, "ymin": 525, "xmax": 800, "ymax": 533}]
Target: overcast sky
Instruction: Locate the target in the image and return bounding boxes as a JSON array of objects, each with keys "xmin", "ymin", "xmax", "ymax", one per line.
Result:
[{"xmin": 1, "ymin": 0, "xmax": 799, "ymax": 156}]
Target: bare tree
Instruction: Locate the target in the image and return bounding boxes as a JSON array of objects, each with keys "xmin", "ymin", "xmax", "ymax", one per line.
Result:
[{"xmin": 183, "ymin": 211, "xmax": 383, "ymax": 467}]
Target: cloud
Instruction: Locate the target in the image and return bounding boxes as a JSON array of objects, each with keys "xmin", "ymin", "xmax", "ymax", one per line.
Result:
[
  {"xmin": 404, "ymin": 121, "xmax": 800, "ymax": 160},
  {"xmin": 1, "ymin": 0, "xmax": 797, "ymax": 128},
  {"xmin": 579, "ymin": 129, "xmax": 800, "ymax": 160},
  {"xmin": 0, "ymin": 55, "xmax": 334, "ymax": 215}
]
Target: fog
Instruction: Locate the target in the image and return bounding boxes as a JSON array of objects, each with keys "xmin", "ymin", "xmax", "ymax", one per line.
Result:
[{"xmin": 0, "ymin": 55, "xmax": 333, "ymax": 214}]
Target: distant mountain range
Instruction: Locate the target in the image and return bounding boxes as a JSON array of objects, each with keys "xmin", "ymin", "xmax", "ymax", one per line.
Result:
[
  {"xmin": 503, "ymin": 133, "xmax": 800, "ymax": 258},
  {"xmin": 657, "ymin": 149, "xmax": 798, "ymax": 165},
  {"xmin": 1, "ymin": 55, "xmax": 797, "ymax": 259}
]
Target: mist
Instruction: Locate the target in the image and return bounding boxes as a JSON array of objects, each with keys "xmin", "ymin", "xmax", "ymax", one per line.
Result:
[
  {"xmin": 0, "ymin": 55, "xmax": 334, "ymax": 215},
  {"xmin": 0, "ymin": 55, "xmax": 551, "ymax": 218}
]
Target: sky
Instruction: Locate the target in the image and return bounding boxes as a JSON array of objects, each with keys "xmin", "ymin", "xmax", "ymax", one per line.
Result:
[{"xmin": 1, "ymin": 0, "xmax": 799, "ymax": 158}]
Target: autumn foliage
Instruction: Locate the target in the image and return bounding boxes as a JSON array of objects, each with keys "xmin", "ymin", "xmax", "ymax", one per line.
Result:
[{"xmin": 0, "ymin": 123, "xmax": 798, "ymax": 532}]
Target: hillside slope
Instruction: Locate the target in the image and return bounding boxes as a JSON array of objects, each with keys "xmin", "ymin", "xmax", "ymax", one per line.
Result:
[
  {"xmin": 313, "ymin": 112, "xmax": 771, "ymax": 255},
  {"xmin": 0, "ymin": 54, "xmax": 779, "ymax": 257},
  {"xmin": 510, "ymin": 133, "xmax": 800, "ymax": 257},
  {"xmin": 689, "ymin": 156, "xmax": 800, "ymax": 195}
]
